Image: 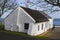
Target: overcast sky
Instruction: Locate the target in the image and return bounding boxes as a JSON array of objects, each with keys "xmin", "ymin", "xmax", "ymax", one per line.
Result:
[
  {"xmin": 1, "ymin": 0, "xmax": 60, "ymax": 19},
  {"xmin": 17, "ymin": 0, "xmax": 60, "ymax": 19}
]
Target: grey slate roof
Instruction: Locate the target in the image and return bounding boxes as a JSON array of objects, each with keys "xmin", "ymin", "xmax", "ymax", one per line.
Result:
[
  {"xmin": 40, "ymin": 11, "xmax": 52, "ymax": 19},
  {"xmin": 21, "ymin": 7, "xmax": 51, "ymax": 23}
]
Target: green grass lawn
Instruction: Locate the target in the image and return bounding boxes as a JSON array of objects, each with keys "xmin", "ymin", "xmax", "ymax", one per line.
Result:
[
  {"xmin": 0, "ymin": 30, "xmax": 49, "ymax": 39},
  {"xmin": 0, "ymin": 22, "xmax": 4, "ymax": 30},
  {"xmin": 0, "ymin": 22, "xmax": 49, "ymax": 39}
]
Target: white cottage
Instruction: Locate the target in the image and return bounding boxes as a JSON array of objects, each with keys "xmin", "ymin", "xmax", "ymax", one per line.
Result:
[{"xmin": 1, "ymin": 7, "xmax": 53, "ymax": 36}]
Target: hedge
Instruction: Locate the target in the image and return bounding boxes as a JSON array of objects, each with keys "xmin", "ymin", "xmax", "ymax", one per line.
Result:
[{"xmin": 0, "ymin": 22, "xmax": 4, "ymax": 30}]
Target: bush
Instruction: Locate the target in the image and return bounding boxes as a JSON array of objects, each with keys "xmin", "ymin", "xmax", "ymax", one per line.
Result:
[{"xmin": 0, "ymin": 22, "xmax": 4, "ymax": 30}]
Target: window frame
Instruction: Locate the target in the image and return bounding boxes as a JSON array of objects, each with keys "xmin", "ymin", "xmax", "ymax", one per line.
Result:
[
  {"xmin": 38, "ymin": 25, "xmax": 39, "ymax": 31},
  {"xmin": 41, "ymin": 24, "xmax": 43, "ymax": 30}
]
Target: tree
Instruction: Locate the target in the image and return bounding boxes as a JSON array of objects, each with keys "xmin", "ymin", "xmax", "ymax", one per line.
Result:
[
  {"xmin": 0, "ymin": 0, "xmax": 17, "ymax": 16},
  {"xmin": 19, "ymin": 0, "xmax": 60, "ymax": 14},
  {"xmin": 45, "ymin": 0, "xmax": 60, "ymax": 6}
]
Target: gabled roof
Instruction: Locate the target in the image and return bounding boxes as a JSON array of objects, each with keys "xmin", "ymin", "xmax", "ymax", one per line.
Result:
[
  {"xmin": 40, "ymin": 11, "xmax": 52, "ymax": 19},
  {"xmin": 21, "ymin": 7, "xmax": 51, "ymax": 23},
  {"xmin": 1, "ymin": 7, "xmax": 52, "ymax": 23}
]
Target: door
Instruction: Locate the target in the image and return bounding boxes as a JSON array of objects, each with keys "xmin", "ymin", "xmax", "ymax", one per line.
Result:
[
  {"xmin": 24, "ymin": 23, "xmax": 29, "ymax": 33},
  {"xmin": 24, "ymin": 23, "xmax": 29, "ymax": 30}
]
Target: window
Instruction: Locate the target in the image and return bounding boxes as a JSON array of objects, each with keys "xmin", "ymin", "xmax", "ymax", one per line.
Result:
[
  {"xmin": 41, "ymin": 24, "xmax": 43, "ymax": 30},
  {"xmin": 38, "ymin": 25, "xmax": 39, "ymax": 31},
  {"xmin": 24, "ymin": 23, "xmax": 29, "ymax": 29},
  {"xmin": 45, "ymin": 22, "xmax": 47, "ymax": 28}
]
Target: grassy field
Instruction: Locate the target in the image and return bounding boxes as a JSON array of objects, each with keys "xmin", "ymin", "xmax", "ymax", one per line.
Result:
[
  {"xmin": 0, "ymin": 22, "xmax": 60, "ymax": 40},
  {"xmin": 0, "ymin": 29, "xmax": 49, "ymax": 39},
  {"xmin": 0, "ymin": 22, "xmax": 48, "ymax": 39}
]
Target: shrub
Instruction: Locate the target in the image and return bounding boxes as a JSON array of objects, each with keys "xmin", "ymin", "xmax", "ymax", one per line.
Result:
[{"xmin": 0, "ymin": 22, "xmax": 4, "ymax": 30}]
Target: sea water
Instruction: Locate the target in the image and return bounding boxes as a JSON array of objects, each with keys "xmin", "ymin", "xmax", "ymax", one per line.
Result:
[{"xmin": 53, "ymin": 19, "xmax": 60, "ymax": 26}]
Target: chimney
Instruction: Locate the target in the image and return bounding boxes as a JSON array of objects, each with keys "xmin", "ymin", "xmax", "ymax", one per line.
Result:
[
  {"xmin": 35, "ymin": 7, "xmax": 39, "ymax": 10},
  {"xmin": 26, "ymin": 0, "xmax": 30, "ymax": 8},
  {"xmin": 35, "ymin": 7, "xmax": 44, "ymax": 11},
  {"xmin": 35, "ymin": 7, "xmax": 37, "ymax": 10}
]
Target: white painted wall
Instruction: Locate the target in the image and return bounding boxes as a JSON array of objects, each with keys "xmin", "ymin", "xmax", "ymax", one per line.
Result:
[
  {"xmin": 49, "ymin": 19, "xmax": 53, "ymax": 28},
  {"xmin": 17, "ymin": 7, "xmax": 35, "ymax": 33},
  {"xmin": 4, "ymin": 7, "xmax": 35, "ymax": 33},
  {"xmin": 29, "ymin": 22, "xmax": 50, "ymax": 36},
  {"xmin": 5, "ymin": 8, "xmax": 18, "ymax": 31},
  {"xmin": 4, "ymin": 7, "xmax": 53, "ymax": 36}
]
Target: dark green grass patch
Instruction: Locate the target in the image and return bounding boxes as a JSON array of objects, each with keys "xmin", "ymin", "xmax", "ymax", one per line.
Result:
[
  {"xmin": 33, "ymin": 35, "xmax": 49, "ymax": 39},
  {"xmin": 0, "ymin": 22, "xmax": 49, "ymax": 39},
  {"xmin": 0, "ymin": 22, "xmax": 4, "ymax": 30}
]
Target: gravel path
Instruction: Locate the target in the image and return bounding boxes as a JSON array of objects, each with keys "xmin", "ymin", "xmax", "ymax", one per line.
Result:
[
  {"xmin": 49, "ymin": 27, "xmax": 60, "ymax": 39},
  {"xmin": 41, "ymin": 27, "xmax": 60, "ymax": 39}
]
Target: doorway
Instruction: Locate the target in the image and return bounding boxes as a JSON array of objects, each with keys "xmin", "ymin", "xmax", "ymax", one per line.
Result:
[
  {"xmin": 24, "ymin": 23, "xmax": 29, "ymax": 33},
  {"xmin": 24, "ymin": 23, "xmax": 29, "ymax": 30}
]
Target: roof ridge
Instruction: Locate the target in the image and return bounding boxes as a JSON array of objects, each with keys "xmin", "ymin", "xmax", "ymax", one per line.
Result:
[
  {"xmin": 40, "ymin": 11, "xmax": 52, "ymax": 19},
  {"xmin": 22, "ymin": 7, "xmax": 49, "ymax": 22}
]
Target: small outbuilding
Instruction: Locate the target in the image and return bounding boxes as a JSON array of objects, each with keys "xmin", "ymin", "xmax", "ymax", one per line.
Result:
[{"xmin": 1, "ymin": 7, "xmax": 53, "ymax": 36}]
